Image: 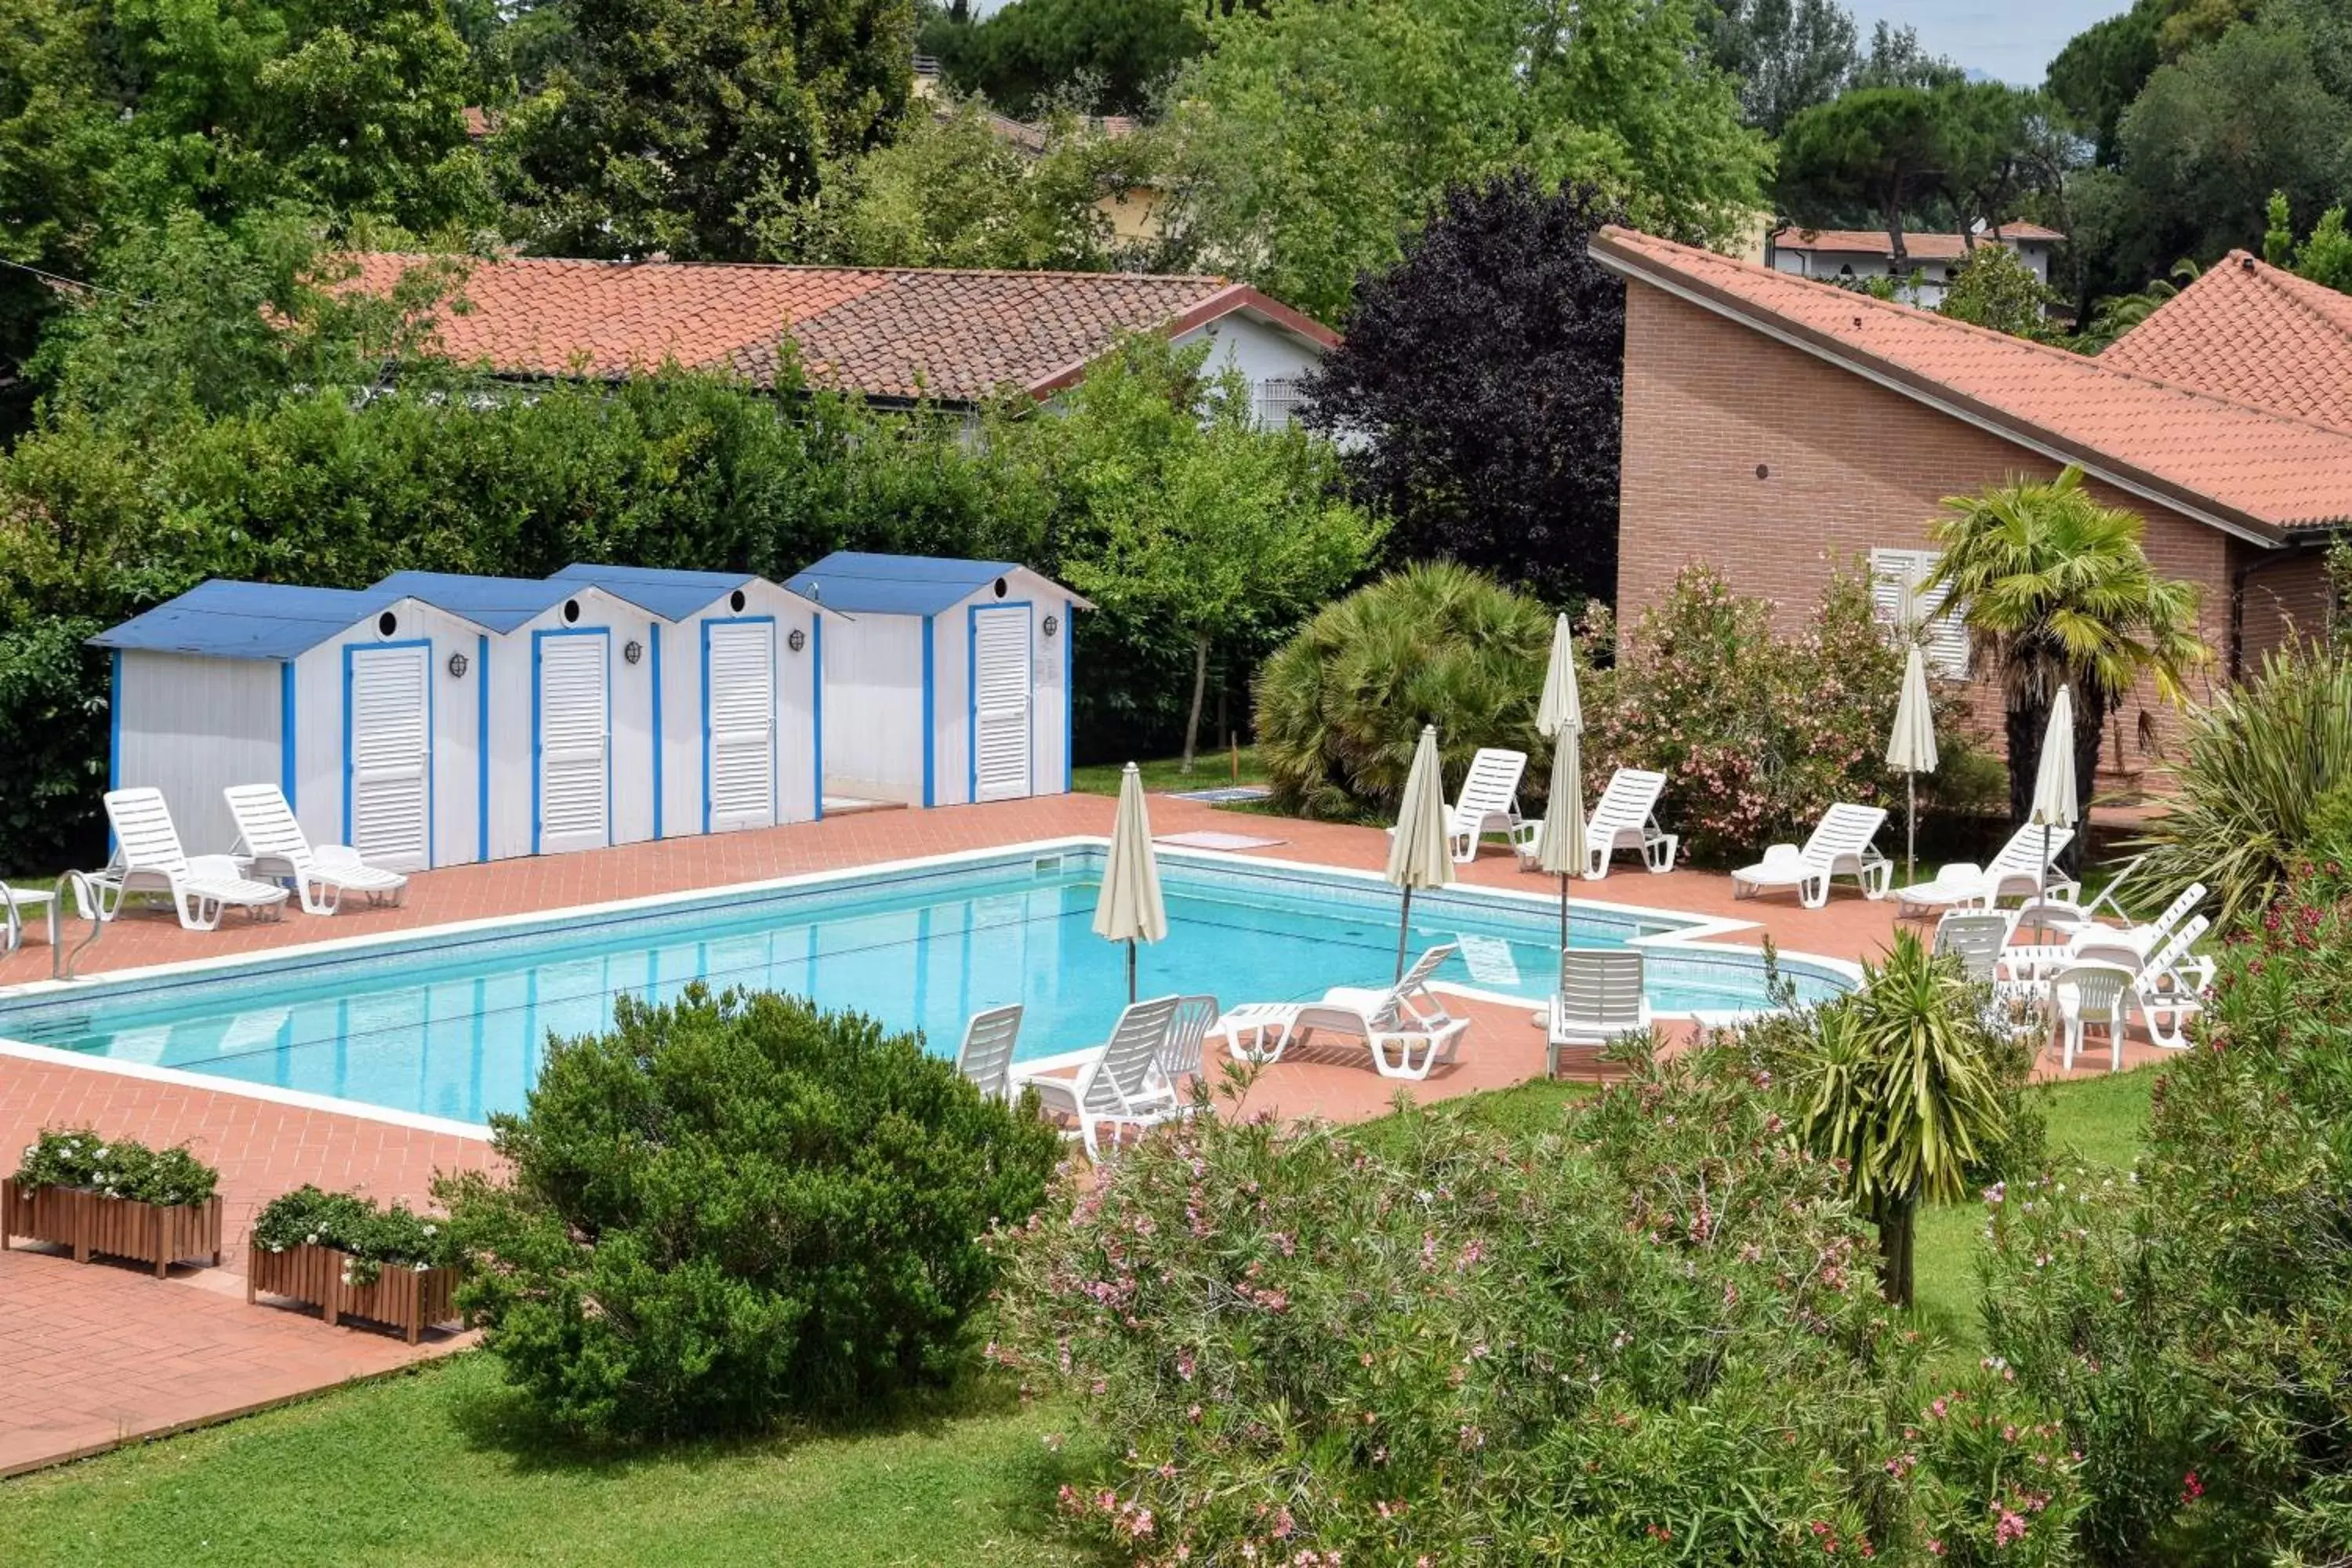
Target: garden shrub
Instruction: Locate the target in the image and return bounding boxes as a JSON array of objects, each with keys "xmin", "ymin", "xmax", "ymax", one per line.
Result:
[
  {"xmin": 2132, "ymin": 644, "xmax": 2352, "ymax": 926},
  {"xmin": 436, "ymin": 987, "xmax": 1064, "ymax": 1440},
  {"xmin": 1254, "ymin": 561, "xmax": 1555, "ymax": 820},
  {"xmin": 1981, "ymin": 869, "xmax": 2352, "ymax": 1564},
  {"xmin": 251, "ymin": 1185, "xmax": 452, "ymax": 1286},
  {"xmin": 993, "ymin": 1047, "xmax": 2077, "ymax": 1563},
  {"xmin": 1580, "ymin": 562, "xmax": 1996, "ymax": 862},
  {"xmin": 12, "ymin": 1127, "xmax": 217, "ymax": 1206}
]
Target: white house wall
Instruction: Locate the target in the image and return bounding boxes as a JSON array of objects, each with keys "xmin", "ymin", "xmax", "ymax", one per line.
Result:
[
  {"xmin": 1171, "ymin": 314, "xmax": 1324, "ymax": 426},
  {"xmin": 114, "ymin": 652, "xmax": 281, "ymax": 856},
  {"xmin": 821, "ymin": 613, "xmax": 927, "ymax": 804},
  {"xmin": 292, "ymin": 598, "xmax": 489, "ymax": 869}
]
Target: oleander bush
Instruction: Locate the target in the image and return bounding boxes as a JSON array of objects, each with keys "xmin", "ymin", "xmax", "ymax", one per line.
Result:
[
  {"xmin": 1580, "ymin": 562, "xmax": 1998, "ymax": 862},
  {"xmin": 12, "ymin": 1127, "xmax": 217, "ymax": 1207},
  {"xmin": 1980, "ymin": 868, "xmax": 2352, "ymax": 1565},
  {"xmin": 436, "ymin": 987, "xmax": 1064, "ymax": 1440},
  {"xmin": 251, "ymin": 1185, "xmax": 452, "ymax": 1286},
  {"xmin": 992, "ymin": 1045, "xmax": 2078, "ymax": 1563}
]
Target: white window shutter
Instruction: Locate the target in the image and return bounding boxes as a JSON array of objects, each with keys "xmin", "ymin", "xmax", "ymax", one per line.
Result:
[{"xmin": 1870, "ymin": 547, "xmax": 1969, "ymax": 678}]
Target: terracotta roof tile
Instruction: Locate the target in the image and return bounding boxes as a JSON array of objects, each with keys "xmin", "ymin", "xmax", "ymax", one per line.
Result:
[
  {"xmin": 346, "ymin": 256, "xmax": 1328, "ymax": 405},
  {"xmin": 1595, "ymin": 227, "xmax": 2352, "ymax": 536},
  {"xmin": 2100, "ymin": 251, "xmax": 2352, "ymax": 433},
  {"xmin": 1769, "ymin": 223, "xmax": 2066, "ymax": 261}
]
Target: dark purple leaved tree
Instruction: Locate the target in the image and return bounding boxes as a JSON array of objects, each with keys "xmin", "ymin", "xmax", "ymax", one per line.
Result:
[{"xmin": 1302, "ymin": 172, "xmax": 1627, "ymax": 605}]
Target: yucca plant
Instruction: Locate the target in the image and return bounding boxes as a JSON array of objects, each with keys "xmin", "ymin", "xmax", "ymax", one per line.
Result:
[
  {"xmin": 2130, "ymin": 645, "xmax": 2352, "ymax": 930},
  {"xmin": 1253, "ymin": 561, "xmax": 1554, "ymax": 818},
  {"xmin": 1798, "ymin": 931, "xmax": 2007, "ymax": 1306}
]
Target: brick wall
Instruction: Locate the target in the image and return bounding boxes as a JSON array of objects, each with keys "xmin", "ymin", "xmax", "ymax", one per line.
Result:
[{"xmin": 1614, "ymin": 281, "xmax": 2259, "ymax": 786}]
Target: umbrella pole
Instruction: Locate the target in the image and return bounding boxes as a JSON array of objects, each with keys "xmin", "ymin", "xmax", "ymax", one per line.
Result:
[
  {"xmin": 1906, "ymin": 774, "xmax": 1917, "ymax": 885},
  {"xmin": 1396, "ymin": 887, "xmax": 1414, "ymax": 985},
  {"xmin": 2038, "ymin": 822, "xmax": 2050, "ymax": 946},
  {"xmin": 1558, "ymin": 873, "xmax": 1570, "ymax": 954},
  {"xmin": 1126, "ymin": 938, "xmax": 1138, "ymax": 1004}
]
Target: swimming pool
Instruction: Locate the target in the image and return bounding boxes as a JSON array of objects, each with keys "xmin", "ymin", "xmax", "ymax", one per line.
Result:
[{"xmin": 0, "ymin": 844, "xmax": 1853, "ymax": 1126}]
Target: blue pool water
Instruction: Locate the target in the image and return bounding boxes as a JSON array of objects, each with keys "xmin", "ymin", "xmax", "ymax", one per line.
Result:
[{"xmin": 0, "ymin": 848, "xmax": 1850, "ymax": 1125}]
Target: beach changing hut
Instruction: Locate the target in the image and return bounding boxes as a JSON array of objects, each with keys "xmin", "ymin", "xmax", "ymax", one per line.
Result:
[
  {"xmin": 547, "ymin": 564, "xmax": 832, "ymax": 836},
  {"xmin": 93, "ymin": 580, "xmax": 494, "ymax": 869},
  {"xmin": 783, "ymin": 553, "xmax": 1089, "ymax": 808}
]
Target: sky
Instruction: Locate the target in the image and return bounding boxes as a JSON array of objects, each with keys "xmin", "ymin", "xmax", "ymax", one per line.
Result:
[{"xmin": 1845, "ymin": 0, "xmax": 2123, "ymax": 85}]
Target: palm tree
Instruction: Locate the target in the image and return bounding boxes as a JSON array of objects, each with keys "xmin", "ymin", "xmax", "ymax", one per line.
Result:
[
  {"xmin": 1798, "ymin": 931, "xmax": 2007, "ymax": 1307},
  {"xmin": 1922, "ymin": 466, "xmax": 2209, "ymax": 840}
]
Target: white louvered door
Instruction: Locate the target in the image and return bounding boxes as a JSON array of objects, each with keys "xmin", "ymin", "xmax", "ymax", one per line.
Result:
[
  {"xmin": 347, "ymin": 644, "xmax": 432, "ymax": 871},
  {"xmin": 705, "ymin": 621, "xmax": 776, "ymax": 833},
  {"xmin": 971, "ymin": 608, "xmax": 1033, "ymax": 801},
  {"xmin": 536, "ymin": 634, "xmax": 610, "ymax": 854}
]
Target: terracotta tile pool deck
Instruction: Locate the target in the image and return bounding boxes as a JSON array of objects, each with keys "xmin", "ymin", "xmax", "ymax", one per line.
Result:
[{"xmin": 0, "ymin": 793, "xmax": 2182, "ymax": 1477}]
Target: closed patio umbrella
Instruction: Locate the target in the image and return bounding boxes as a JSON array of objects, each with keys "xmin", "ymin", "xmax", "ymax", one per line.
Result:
[
  {"xmin": 1094, "ymin": 762, "xmax": 1168, "ymax": 1003},
  {"xmin": 1386, "ymin": 724, "xmax": 1456, "ymax": 983},
  {"xmin": 1533, "ymin": 614, "xmax": 1587, "ymax": 956},
  {"xmin": 1886, "ymin": 644, "xmax": 1940, "ymax": 884},
  {"xmin": 2028, "ymin": 684, "xmax": 2079, "ymax": 942},
  {"xmin": 1537, "ymin": 612, "xmax": 1584, "ymax": 741}
]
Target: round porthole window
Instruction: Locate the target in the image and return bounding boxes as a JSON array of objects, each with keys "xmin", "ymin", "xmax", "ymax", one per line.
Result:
[
  {"xmin": 562, "ymin": 598, "xmax": 582, "ymax": 625},
  {"xmin": 729, "ymin": 588, "xmax": 747, "ymax": 613},
  {"xmin": 377, "ymin": 611, "xmax": 399, "ymax": 638},
  {"xmin": 993, "ymin": 577, "xmax": 1009, "ymax": 599}
]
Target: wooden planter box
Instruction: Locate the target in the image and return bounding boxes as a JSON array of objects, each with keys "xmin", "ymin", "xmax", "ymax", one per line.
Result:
[
  {"xmin": 247, "ymin": 1241, "xmax": 460, "ymax": 1345},
  {"xmin": 2, "ymin": 1177, "xmax": 222, "ymax": 1278}
]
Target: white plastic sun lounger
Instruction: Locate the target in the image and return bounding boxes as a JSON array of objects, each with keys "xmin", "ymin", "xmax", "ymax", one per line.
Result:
[
  {"xmin": 2071, "ymin": 913, "xmax": 2212, "ymax": 1051},
  {"xmin": 1217, "ymin": 943, "xmax": 1470, "ymax": 1080},
  {"xmin": 1546, "ymin": 949, "xmax": 1652, "ymax": 1076},
  {"xmin": 1730, "ymin": 804, "xmax": 1891, "ymax": 909},
  {"xmin": 224, "ymin": 784, "xmax": 409, "ymax": 916},
  {"xmin": 1388, "ymin": 749, "xmax": 1535, "ymax": 864},
  {"xmin": 1011, "ymin": 994, "xmax": 1184, "ymax": 1159},
  {"xmin": 1894, "ymin": 824, "xmax": 2078, "ymax": 916},
  {"xmin": 1535, "ymin": 768, "xmax": 1675, "ymax": 879},
  {"xmin": 100, "ymin": 788, "xmax": 289, "ymax": 932},
  {"xmin": 953, "ymin": 1004, "xmax": 1024, "ymax": 1102}
]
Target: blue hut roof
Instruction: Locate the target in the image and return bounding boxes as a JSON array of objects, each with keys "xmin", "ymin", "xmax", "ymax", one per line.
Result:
[
  {"xmin": 371, "ymin": 571, "xmax": 588, "ymax": 633},
  {"xmin": 89, "ymin": 580, "xmax": 412, "ymax": 662},
  {"xmin": 784, "ymin": 551, "xmax": 1079, "ymax": 616},
  {"xmin": 547, "ymin": 563, "xmax": 760, "ymax": 620}
]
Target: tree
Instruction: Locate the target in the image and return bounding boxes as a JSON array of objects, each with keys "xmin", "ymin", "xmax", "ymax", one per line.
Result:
[
  {"xmin": 2047, "ymin": 0, "xmax": 2165, "ymax": 165},
  {"xmin": 1847, "ymin": 20, "xmax": 1963, "ymax": 90},
  {"xmin": 2070, "ymin": 257, "xmax": 2199, "ymax": 352},
  {"xmin": 1158, "ymin": 0, "xmax": 1765, "ymax": 323},
  {"xmin": 1697, "ymin": 0, "xmax": 1857, "ymax": 136},
  {"xmin": 1048, "ymin": 336, "xmax": 1381, "ymax": 772},
  {"xmin": 1798, "ymin": 931, "xmax": 2007, "ymax": 1307},
  {"xmin": 1936, "ymin": 244, "xmax": 2062, "ymax": 339},
  {"xmin": 775, "ymin": 92, "xmax": 1155, "ymax": 270},
  {"xmin": 1935, "ymin": 83, "xmax": 2066, "ymax": 241},
  {"xmin": 922, "ymin": 0, "xmax": 1210, "ymax": 118},
  {"xmin": 0, "ymin": 0, "xmax": 122, "ymax": 386},
  {"xmin": 1922, "ymin": 466, "xmax": 2210, "ymax": 834},
  {"xmin": 2263, "ymin": 188, "xmax": 2352, "ymax": 292},
  {"xmin": 1777, "ymin": 87, "xmax": 1951, "ymax": 267},
  {"xmin": 498, "ymin": 0, "xmax": 916, "ymax": 260},
  {"xmin": 1301, "ymin": 173, "xmax": 1625, "ymax": 604}
]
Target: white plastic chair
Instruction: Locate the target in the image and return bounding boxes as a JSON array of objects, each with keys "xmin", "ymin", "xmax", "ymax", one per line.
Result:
[
  {"xmin": 1547, "ymin": 949, "xmax": 1651, "ymax": 1076},
  {"xmin": 953, "ymin": 1004, "xmax": 1023, "ymax": 1102},
  {"xmin": 1577, "ymin": 768, "xmax": 1678, "ymax": 879},
  {"xmin": 1731, "ymin": 804, "xmax": 1891, "ymax": 909},
  {"xmin": 1218, "ymin": 944, "xmax": 1470, "ymax": 1080},
  {"xmin": 1932, "ymin": 911, "xmax": 2010, "ymax": 985},
  {"xmin": 1012, "ymin": 994, "xmax": 1183, "ymax": 1159},
  {"xmin": 224, "ymin": 783, "xmax": 410, "ymax": 916},
  {"xmin": 1895, "ymin": 823, "xmax": 2078, "ymax": 914},
  {"xmin": 2055, "ymin": 961, "xmax": 2136, "ymax": 1072},
  {"xmin": 100, "ymin": 788, "xmax": 289, "ymax": 932},
  {"xmin": 2, "ymin": 883, "xmax": 56, "ymax": 955}
]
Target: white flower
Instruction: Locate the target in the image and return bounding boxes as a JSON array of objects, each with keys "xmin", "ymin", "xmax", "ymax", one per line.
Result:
[{"xmin": 306, "ymin": 1233, "xmax": 319, "ymax": 1245}]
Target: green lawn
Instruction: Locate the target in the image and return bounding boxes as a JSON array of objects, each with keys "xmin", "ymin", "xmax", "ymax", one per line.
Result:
[
  {"xmin": 0, "ymin": 1069, "xmax": 2154, "ymax": 1564},
  {"xmin": 1070, "ymin": 747, "xmax": 1266, "ymax": 797}
]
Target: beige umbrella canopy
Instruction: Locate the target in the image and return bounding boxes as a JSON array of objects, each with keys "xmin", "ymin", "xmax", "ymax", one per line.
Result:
[
  {"xmin": 1385, "ymin": 724, "xmax": 1456, "ymax": 982},
  {"xmin": 1886, "ymin": 644, "xmax": 1940, "ymax": 883},
  {"xmin": 1537, "ymin": 612, "xmax": 1584, "ymax": 741},
  {"xmin": 1094, "ymin": 762, "xmax": 1168, "ymax": 1002},
  {"xmin": 1533, "ymin": 613, "xmax": 1587, "ymax": 953},
  {"xmin": 2031, "ymin": 684, "xmax": 2080, "ymax": 906}
]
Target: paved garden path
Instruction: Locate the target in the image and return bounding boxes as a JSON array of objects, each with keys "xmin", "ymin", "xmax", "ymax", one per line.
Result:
[{"xmin": 0, "ymin": 792, "xmax": 2172, "ymax": 1476}]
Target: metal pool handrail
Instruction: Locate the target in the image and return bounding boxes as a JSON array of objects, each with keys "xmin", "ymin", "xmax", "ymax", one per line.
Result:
[{"xmin": 49, "ymin": 871, "xmax": 103, "ymax": 982}]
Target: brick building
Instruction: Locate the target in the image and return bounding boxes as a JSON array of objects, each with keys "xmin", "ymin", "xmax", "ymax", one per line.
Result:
[{"xmin": 1590, "ymin": 228, "xmax": 2352, "ymax": 787}]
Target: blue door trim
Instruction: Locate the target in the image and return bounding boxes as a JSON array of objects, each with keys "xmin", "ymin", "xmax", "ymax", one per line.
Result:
[
  {"xmin": 698, "ymin": 615, "xmax": 779, "ymax": 835},
  {"xmin": 107, "ymin": 652, "xmax": 122, "ymax": 855},
  {"xmin": 967, "ymin": 601, "xmax": 1034, "ymax": 804},
  {"xmin": 530, "ymin": 626, "xmax": 612, "ymax": 856},
  {"xmin": 920, "ymin": 615, "xmax": 935, "ymax": 808},
  {"xmin": 342, "ymin": 639, "xmax": 436, "ymax": 867},
  {"xmin": 811, "ymin": 616, "xmax": 824, "ymax": 822},
  {"xmin": 1062, "ymin": 602, "xmax": 1074, "ymax": 794},
  {"xmin": 475, "ymin": 634, "xmax": 490, "ymax": 863},
  {"xmin": 280, "ymin": 662, "xmax": 298, "ymax": 811},
  {"xmin": 648, "ymin": 622, "xmax": 664, "ymax": 840}
]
